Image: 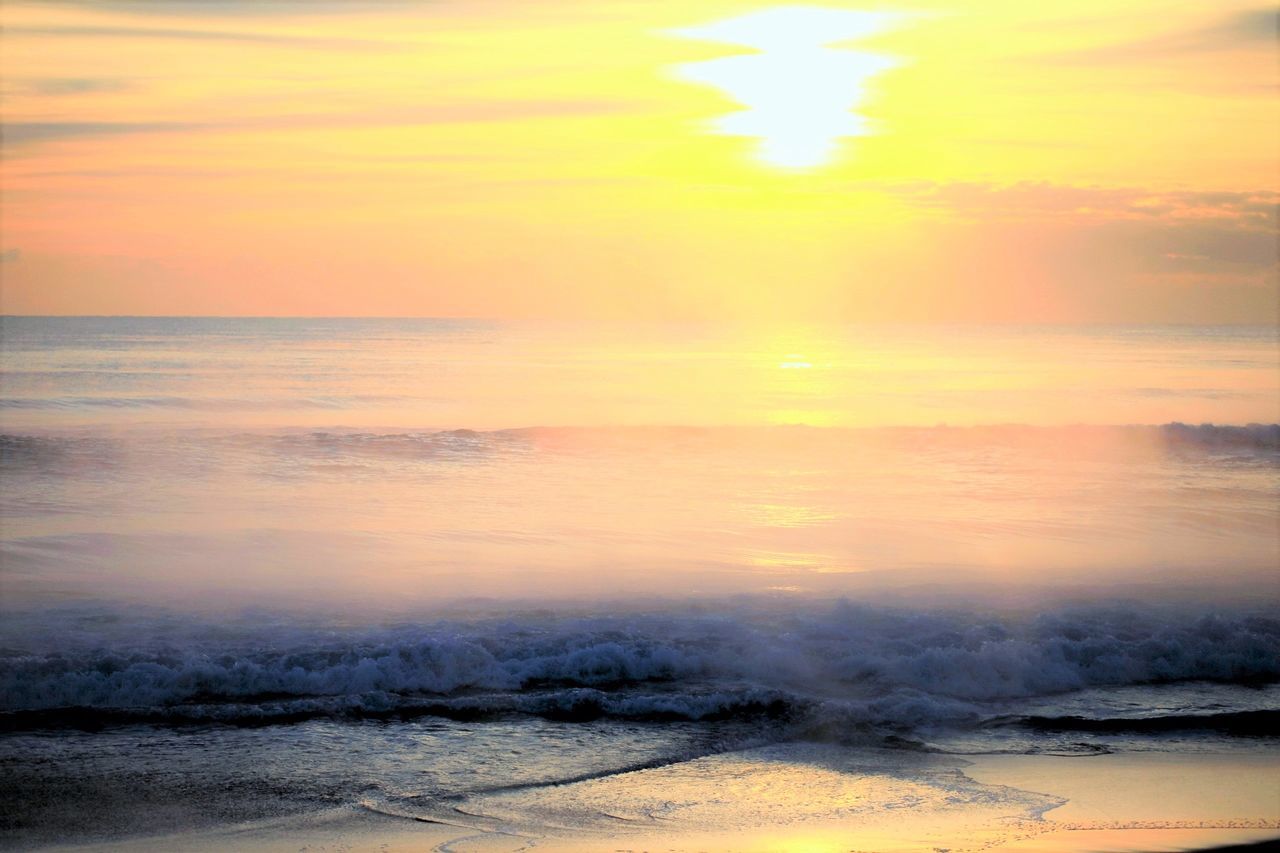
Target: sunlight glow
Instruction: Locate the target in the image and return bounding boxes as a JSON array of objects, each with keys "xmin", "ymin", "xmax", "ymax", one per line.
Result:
[{"xmin": 672, "ymin": 6, "xmax": 898, "ymax": 169}]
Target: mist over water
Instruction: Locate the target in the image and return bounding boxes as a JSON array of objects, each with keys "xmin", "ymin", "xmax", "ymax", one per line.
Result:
[
  {"xmin": 1, "ymin": 422, "xmax": 1277, "ymax": 612},
  {"xmin": 1, "ymin": 317, "xmax": 1276, "ymax": 612}
]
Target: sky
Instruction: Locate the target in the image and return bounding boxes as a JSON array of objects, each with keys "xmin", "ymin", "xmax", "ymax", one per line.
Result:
[{"xmin": 1, "ymin": 0, "xmax": 1277, "ymax": 322}]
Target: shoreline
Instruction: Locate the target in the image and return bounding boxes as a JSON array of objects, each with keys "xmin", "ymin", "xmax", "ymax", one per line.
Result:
[{"xmin": 26, "ymin": 748, "xmax": 1279, "ymax": 853}]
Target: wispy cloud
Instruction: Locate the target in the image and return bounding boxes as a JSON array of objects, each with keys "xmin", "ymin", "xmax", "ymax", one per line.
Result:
[
  {"xmin": 1044, "ymin": 7, "xmax": 1279, "ymax": 64},
  {"xmin": 3, "ymin": 101, "xmax": 628, "ymax": 149},
  {"xmin": 1194, "ymin": 6, "xmax": 1278, "ymax": 47},
  {"xmin": 885, "ymin": 182, "xmax": 1279, "ymax": 281},
  {"xmin": 17, "ymin": 0, "xmax": 412, "ymax": 15},
  {"xmin": 887, "ymin": 182, "xmax": 1278, "ymax": 228},
  {"xmin": 5, "ymin": 77, "xmax": 134, "ymax": 97},
  {"xmin": 4, "ymin": 24, "xmax": 406, "ymax": 50},
  {"xmin": 3, "ymin": 121, "xmax": 201, "ymax": 146}
]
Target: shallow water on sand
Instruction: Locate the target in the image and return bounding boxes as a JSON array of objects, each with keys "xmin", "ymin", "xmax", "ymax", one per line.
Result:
[{"xmin": 7, "ymin": 724, "xmax": 1278, "ymax": 851}]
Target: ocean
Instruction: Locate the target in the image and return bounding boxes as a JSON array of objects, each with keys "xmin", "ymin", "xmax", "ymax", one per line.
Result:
[{"xmin": 1, "ymin": 317, "xmax": 1277, "ymax": 850}]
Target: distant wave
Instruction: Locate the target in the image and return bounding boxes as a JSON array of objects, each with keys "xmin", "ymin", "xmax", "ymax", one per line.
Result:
[
  {"xmin": 285, "ymin": 422, "xmax": 1280, "ymax": 453},
  {"xmin": 3, "ymin": 604, "xmax": 1276, "ymax": 733},
  {"xmin": 3, "ymin": 423, "xmax": 1277, "ymax": 472},
  {"xmin": 1157, "ymin": 422, "xmax": 1280, "ymax": 450}
]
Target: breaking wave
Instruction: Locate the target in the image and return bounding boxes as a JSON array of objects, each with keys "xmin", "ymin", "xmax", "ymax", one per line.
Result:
[{"xmin": 3, "ymin": 603, "xmax": 1277, "ymax": 733}]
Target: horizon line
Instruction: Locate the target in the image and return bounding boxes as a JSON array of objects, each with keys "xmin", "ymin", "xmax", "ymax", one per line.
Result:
[{"xmin": 1, "ymin": 315, "xmax": 1277, "ymax": 329}]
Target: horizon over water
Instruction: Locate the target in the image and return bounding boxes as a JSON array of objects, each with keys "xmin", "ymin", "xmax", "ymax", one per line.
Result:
[{"xmin": 1, "ymin": 316, "xmax": 1278, "ymax": 850}]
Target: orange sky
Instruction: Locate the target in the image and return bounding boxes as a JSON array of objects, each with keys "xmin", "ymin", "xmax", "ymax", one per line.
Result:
[{"xmin": 1, "ymin": 0, "xmax": 1276, "ymax": 321}]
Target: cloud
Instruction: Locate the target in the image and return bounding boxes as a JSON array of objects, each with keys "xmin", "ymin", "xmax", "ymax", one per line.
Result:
[
  {"xmin": 7, "ymin": 77, "xmax": 133, "ymax": 97},
  {"xmin": 0, "ymin": 249, "xmax": 21, "ymax": 264},
  {"xmin": 882, "ymin": 181, "xmax": 1278, "ymax": 302},
  {"xmin": 886, "ymin": 181, "xmax": 1137, "ymax": 216},
  {"xmin": 4, "ymin": 24, "xmax": 403, "ymax": 49},
  {"xmin": 1110, "ymin": 219, "xmax": 1279, "ymax": 274},
  {"xmin": 18, "ymin": 0, "xmax": 413, "ymax": 15},
  {"xmin": 3, "ymin": 121, "xmax": 203, "ymax": 146},
  {"xmin": 887, "ymin": 182, "xmax": 1278, "ymax": 229},
  {"xmin": 1199, "ymin": 7, "xmax": 1279, "ymax": 47},
  {"xmin": 2, "ymin": 101, "xmax": 625, "ymax": 149},
  {"xmin": 1044, "ymin": 7, "xmax": 1280, "ymax": 64}
]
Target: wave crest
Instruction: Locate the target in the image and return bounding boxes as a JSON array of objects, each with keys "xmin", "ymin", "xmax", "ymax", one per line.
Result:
[{"xmin": 3, "ymin": 604, "xmax": 1277, "ymax": 732}]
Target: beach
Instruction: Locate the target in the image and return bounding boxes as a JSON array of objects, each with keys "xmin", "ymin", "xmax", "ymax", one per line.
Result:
[{"xmin": 28, "ymin": 748, "xmax": 1279, "ymax": 852}]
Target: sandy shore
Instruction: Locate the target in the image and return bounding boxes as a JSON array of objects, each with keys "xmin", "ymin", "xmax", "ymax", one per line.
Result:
[
  {"xmin": 35, "ymin": 747, "xmax": 1278, "ymax": 853},
  {"xmin": 958, "ymin": 752, "xmax": 1280, "ymax": 853}
]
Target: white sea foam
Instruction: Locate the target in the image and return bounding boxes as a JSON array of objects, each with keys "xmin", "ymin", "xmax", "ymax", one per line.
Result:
[{"xmin": 2, "ymin": 603, "xmax": 1276, "ymax": 733}]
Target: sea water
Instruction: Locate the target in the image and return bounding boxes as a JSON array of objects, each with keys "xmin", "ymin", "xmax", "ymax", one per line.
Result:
[{"xmin": 1, "ymin": 318, "xmax": 1277, "ymax": 847}]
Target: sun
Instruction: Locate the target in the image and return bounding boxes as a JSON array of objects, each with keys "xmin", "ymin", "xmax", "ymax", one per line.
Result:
[{"xmin": 670, "ymin": 6, "xmax": 899, "ymax": 170}]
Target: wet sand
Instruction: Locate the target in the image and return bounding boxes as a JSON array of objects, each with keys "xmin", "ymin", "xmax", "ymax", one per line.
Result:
[
  {"xmin": 39, "ymin": 748, "xmax": 1279, "ymax": 852},
  {"xmin": 961, "ymin": 752, "xmax": 1280, "ymax": 853}
]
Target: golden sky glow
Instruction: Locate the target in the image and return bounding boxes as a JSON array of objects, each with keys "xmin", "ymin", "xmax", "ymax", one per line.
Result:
[{"xmin": 1, "ymin": 0, "xmax": 1276, "ymax": 321}]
